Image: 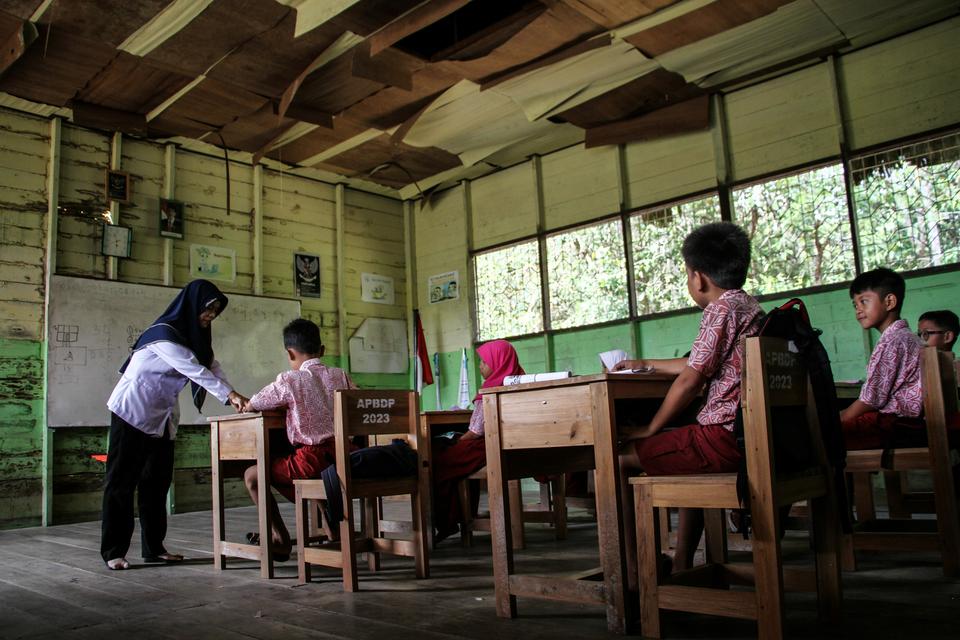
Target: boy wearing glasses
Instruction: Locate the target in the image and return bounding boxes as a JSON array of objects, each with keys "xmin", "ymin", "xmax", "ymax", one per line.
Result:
[
  {"xmin": 840, "ymin": 268, "xmax": 925, "ymax": 450},
  {"xmin": 918, "ymin": 309, "xmax": 959, "ymax": 378}
]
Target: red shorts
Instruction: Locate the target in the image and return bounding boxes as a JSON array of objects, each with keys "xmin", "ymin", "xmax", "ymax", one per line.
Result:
[
  {"xmin": 841, "ymin": 411, "xmax": 925, "ymax": 451},
  {"xmin": 842, "ymin": 410, "xmax": 960, "ymax": 450},
  {"xmin": 270, "ymin": 439, "xmax": 339, "ymax": 501},
  {"xmin": 633, "ymin": 423, "xmax": 742, "ymax": 476}
]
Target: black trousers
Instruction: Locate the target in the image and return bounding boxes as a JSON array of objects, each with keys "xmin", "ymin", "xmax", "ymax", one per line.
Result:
[{"xmin": 100, "ymin": 412, "xmax": 175, "ymax": 562}]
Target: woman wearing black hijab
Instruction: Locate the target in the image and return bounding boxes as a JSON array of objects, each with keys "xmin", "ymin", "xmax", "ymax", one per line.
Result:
[{"xmin": 101, "ymin": 280, "xmax": 248, "ymax": 570}]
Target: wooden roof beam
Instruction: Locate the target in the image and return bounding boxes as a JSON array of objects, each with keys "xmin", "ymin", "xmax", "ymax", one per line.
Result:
[
  {"xmin": 584, "ymin": 94, "xmax": 709, "ymax": 148},
  {"xmin": 70, "ymin": 100, "xmax": 149, "ymax": 136}
]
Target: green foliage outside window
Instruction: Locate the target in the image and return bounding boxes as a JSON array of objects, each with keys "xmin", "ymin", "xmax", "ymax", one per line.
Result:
[
  {"xmin": 852, "ymin": 134, "xmax": 960, "ymax": 272},
  {"xmin": 630, "ymin": 195, "xmax": 721, "ymax": 315},
  {"xmin": 474, "ymin": 240, "xmax": 543, "ymax": 340},
  {"xmin": 733, "ymin": 164, "xmax": 854, "ymax": 295},
  {"xmin": 546, "ymin": 220, "xmax": 629, "ymax": 330}
]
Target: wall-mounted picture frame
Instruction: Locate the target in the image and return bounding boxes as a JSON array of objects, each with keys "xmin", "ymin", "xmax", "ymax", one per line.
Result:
[
  {"xmin": 294, "ymin": 253, "xmax": 321, "ymax": 298},
  {"xmin": 105, "ymin": 169, "xmax": 131, "ymax": 203},
  {"xmin": 159, "ymin": 198, "xmax": 184, "ymax": 239},
  {"xmin": 101, "ymin": 223, "xmax": 132, "ymax": 258}
]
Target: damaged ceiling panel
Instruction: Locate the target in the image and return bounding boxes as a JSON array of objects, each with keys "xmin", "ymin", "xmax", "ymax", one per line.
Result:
[{"xmin": 0, "ymin": 0, "xmax": 953, "ymax": 193}]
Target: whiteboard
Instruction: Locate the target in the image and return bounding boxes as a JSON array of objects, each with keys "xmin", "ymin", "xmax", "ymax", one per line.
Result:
[
  {"xmin": 348, "ymin": 317, "xmax": 408, "ymax": 374},
  {"xmin": 47, "ymin": 275, "xmax": 301, "ymax": 427}
]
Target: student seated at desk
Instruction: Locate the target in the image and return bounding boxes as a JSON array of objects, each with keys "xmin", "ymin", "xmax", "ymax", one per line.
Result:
[
  {"xmin": 615, "ymin": 222, "xmax": 762, "ymax": 574},
  {"xmin": 240, "ymin": 318, "xmax": 355, "ymax": 560},
  {"xmin": 432, "ymin": 340, "xmax": 524, "ymax": 545},
  {"xmin": 918, "ymin": 309, "xmax": 960, "ymax": 379},
  {"xmin": 839, "ymin": 268, "xmax": 926, "ymax": 450}
]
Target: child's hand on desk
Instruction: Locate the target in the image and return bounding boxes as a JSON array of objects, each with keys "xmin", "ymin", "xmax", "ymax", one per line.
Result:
[
  {"xmin": 612, "ymin": 359, "xmax": 651, "ymax": 372},
  {"xmin": 227, "ymin": 391, "xmax": 249, "ymax": 413}
]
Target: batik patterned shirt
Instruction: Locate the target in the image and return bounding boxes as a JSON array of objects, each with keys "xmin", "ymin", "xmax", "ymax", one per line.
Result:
[
  {"xmin": 248, "ymin": 358, "xmax": 356, "ymax": 445},
  {"xmin": 688, "ymin": 289, "xmax": 763, "ymax": 431},
  {"xmin": 860, "ymin": 319, "xmax": 923, "ymax": 417}
]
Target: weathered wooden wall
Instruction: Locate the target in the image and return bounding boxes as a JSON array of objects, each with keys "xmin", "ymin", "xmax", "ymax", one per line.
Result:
[
  {"xmin": 0, "ymin": 108, "xmax": 405, "ymax": 528},
  {"xmin": 413, "ymin": 17, "xmax": 960, "ymax": 410}
]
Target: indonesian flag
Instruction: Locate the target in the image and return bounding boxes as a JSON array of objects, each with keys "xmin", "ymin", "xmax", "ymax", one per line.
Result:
[{"xmin": 414, "ymin": 309, "xmax": 433, "ymax": 391}]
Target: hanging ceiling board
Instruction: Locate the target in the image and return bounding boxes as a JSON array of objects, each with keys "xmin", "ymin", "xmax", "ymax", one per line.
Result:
[
  {"xmin": 217, "ymin": 103, "xmax": 300, "ymax": 153},
  {"xmin": 143, "ymin": 0, "xmax": 288, "ymax": 77},
  {"xmin": 655, "ymin": 0, "xmax": 845, "ymax": 87},
  {"xmin": 342, "ymin": 63, "xmax": 461, "ymax": 129},
  {"xmin": 483, "ymin": 122, "xmax": 585, "ymax": 168},
  {"xmin": 490, "ymin": 38, "xmax": 658, "ymax": 122},
  {"xmin": 75, "ymin": 52, "xmax": 195, "ymax": 114},
  {"xmin": 318, "ymin": 134, "xmax": 461, "ymax": 187},
  {"xmin": 585, "ymin": 94, "xmax": 710, "ymax": 147},
  {"xmin": 400, "ymin": 79, "xmax": 555, "ymax": 166},
  {"xmin": 555, "ymin": 67, "xmax": 701, "ymax": 129},
  {"xmin": 161, "ymin": 76, "xmax": 270, "ymax": 129},
  {"xmin": 148, "ymin": 112, "xmax": 216, "ymax": 139},
  {"xmin": 560, "ymin": 0, "xmax": 682, "ymax": 30},
  {"xmin": 625, "ymin": 0, "xmax": 789, "ymax": 57},
  {"xmin": 264, "ymin": 117, "xmax": 370, "ymax": 164},
  {"xmin": 275, "ymin": 0, "xmax": 362, "ymax": 37},
  {"xmin": 0, "ymin": 26, "xmax": 116, "ymax": 106}
]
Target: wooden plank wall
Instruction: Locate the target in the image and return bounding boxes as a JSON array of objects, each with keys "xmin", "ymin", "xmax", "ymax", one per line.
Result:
[
  {"xmin": 413, "ymin": 17, "xmax": 960, "ymax": 408},
  {"xmin": 0, "ymin": 107, "xmax": 405, "ymax": 528}
]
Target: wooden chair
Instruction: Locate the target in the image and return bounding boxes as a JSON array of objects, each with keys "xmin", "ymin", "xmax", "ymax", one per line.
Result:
[
  {"xmin": 630, "ymin": 337, "xmax": 842, "ymax": 639},
  {"xmin": 842, "ymin": 347, "xmax": 960, "ymax": 575},
  {"xmin": 458, "ymin": 473, "xmax": 567, "ymax": 549},
  {"xmin": 294, "ymin": 389, "xmax": 429, "ymax": 591}
]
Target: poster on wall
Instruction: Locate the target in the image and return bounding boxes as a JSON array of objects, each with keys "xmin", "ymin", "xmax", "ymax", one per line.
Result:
[
  {"xmin": 428, "ymin": 270, "xmax": 459, "ymax": 304},
  {"xmin": 361, "ymin": 272, "xmax": 394, "ymax": 305},
  {"xmin": 294, "ymin": 253, "xmax": 321, "ymax": 297},
  {"xmin": 189, "ymin": 243, "xmax": 236, "ymax": 282}
]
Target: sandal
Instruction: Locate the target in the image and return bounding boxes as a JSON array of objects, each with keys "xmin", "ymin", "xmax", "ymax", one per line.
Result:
[
  {"xmin": 143, "ymin": 553, "xmax": 184, "ymax": 563},
  {"xmin": 245, "ymin": 531, "xmax": 260, "ymax": 545},
  {"xmin": 106, "ymin": 557, "xmax": 130, "ymax": 570}
]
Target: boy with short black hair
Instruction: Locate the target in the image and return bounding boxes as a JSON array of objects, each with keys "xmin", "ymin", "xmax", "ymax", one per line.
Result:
[
  {"xmin": 919, "ymin": 309, "xmax": 960, "ymax": 378},
  {"xmin": 241, "ymin": 318, "xmax": 355, "ymax": 559},
  {"xmin": 615, "ymin": 222, "xmax": 763, "ymax": 574},
  {"xmin": 840, "ymin": 268, "xmax": 924, "ymax": 450}
]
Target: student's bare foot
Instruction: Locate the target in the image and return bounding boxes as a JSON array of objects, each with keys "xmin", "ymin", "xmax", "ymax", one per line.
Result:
[{"xmin": 106, "ymin": 557, "xmax": 130, "ymax": 570}]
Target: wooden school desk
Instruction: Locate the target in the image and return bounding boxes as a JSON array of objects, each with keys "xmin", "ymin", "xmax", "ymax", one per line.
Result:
[
  {"xmin": 208, "ymin": 411, "xmax": 286, "ymax": 578},
  {"xmin": 480, "ymin": 372, "xmax": 676, "ymax": 635}
]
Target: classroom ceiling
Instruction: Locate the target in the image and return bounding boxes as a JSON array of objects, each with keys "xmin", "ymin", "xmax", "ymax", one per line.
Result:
[{"xmin": 0, "ymin": 0, "xmax": 957, "ymax": 198}]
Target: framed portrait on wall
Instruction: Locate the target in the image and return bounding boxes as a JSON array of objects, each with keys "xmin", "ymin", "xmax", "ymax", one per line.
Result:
[
  {"xmin": 158, "ymin": 198, "xmax": 184, "ymax": 239},
  {"xmin": 105, "ymin": 169, "xmax": 131, "ymax": 203},
  {"xmin": 294, "ymin": 253, "xmax": 321, "ymax": 297}
]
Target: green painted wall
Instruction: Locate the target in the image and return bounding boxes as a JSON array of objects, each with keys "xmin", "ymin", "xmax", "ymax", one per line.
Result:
[{"xmin": 0, "ymin": 339, "xmax": 44, "ymax": 528}]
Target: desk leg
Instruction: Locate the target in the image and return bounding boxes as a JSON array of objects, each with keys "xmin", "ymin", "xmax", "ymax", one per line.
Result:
[
  {"xmin": 210, "ymin": 423, "xmax": 225, "ymax": 571},
  {"xmin": 591, "ymin": 383, "xmax": 631, "ymax": 634},
  {"xmin": 484, "ymin": 397, "xmax": 517, "ymax": 618},
  {"xmin": 257, "ymin": 428, "xmax": 274, "ymax": 579}
]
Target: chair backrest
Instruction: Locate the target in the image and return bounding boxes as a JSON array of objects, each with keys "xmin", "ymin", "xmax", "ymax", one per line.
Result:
[
  {"xmin": 921, "ymin": 347, "xmax": 958, "ymax": 448},
  {"xmin": 332, "ymin": 389, "xmax": 422, "ymax": 489},
  {"xmin": 741, "ymin": 337, "xmax": 823, "ymax": 480}
]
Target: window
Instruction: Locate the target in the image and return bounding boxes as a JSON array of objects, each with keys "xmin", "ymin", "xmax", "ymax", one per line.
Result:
[
  {"xmin": 630, "ymin": 194, "xmax": 721, "ymax": 314},
  {"xmin": 732, "ymin": 163, "xmax": 854, "ymax": 296},
  {"xmin": 546, "ymin": 219, "xmax": 628, "ymax": 330},
  {"xmin": 851, "ymin": 132, "xmax": 960, "ymax": 272},
  {"xmin": 474, "ymin": 240, "xmax": 543, "ymax": 340}
]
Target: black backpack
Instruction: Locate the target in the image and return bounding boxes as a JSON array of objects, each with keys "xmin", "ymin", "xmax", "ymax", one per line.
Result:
[{"xmin": 732, "ymin": 298, "xmax": 851, "ymax": 535}]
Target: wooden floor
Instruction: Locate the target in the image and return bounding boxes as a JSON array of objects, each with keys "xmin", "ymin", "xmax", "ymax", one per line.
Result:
[{"xmin": 1, "ymin": 502, "xmax": 958, "ymax": 639}]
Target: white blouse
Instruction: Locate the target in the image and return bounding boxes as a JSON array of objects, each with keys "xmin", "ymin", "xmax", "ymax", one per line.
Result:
[{"xmin": 107, "ymin": 341, "xmax": 233, "ymax": 439}]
